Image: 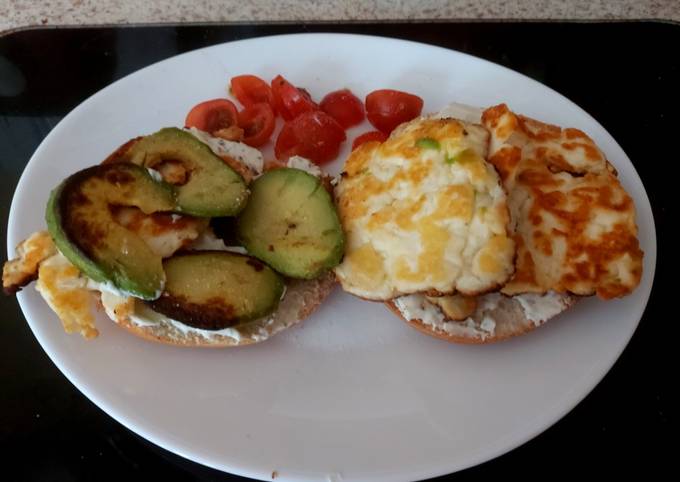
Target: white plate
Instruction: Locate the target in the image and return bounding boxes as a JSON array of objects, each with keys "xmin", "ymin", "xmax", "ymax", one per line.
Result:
[{"xmin": 7, "ymin": 33, "xmax": 655, "ymax": 481}]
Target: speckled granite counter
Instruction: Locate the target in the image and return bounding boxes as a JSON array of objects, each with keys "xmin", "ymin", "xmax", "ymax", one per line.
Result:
[{"xmin": 1, "ymin": 0, "xmax": 678, "ymax": 34}]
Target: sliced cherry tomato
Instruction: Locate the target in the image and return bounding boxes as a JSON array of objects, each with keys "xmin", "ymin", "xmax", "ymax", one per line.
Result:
[
  {"xmin": 297, "ymin": 87, "xmax": 314, "ymax": 103},
  {"xmin": 271, "ymin": 75, "xmax": 318, "ymax": 121},
  {"xmin": 275, "ymin": 110, "xmax": 346, "ymax": 165},
  {"xmin": 352, "ymin": 130, "xmax": 388, "ymax": 150},
  {"xmin": 237, "ymin": 103, "xmax": 276, "ymax": 147},
  {"xmin": 320, "ymin": 89, "xmax": 365, "ymax": 129},
  {"xmin": 365, "ymin": 89, "xmax": 424, "ymax": 133},
  {"xmin": 230, "ymin": 75, "xmax": 274, "ymax": 109},
  {"xmin": 185, "ymin": 98, "xmax": 239, "ymax": 133}
]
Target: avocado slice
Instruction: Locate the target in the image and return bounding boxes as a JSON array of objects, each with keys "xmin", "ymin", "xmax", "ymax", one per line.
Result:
[
  {"xmin": 147, "ymin": 251, "xmax": 284, "ymax": 330},
  {"xmin": 237, "ymin": 168, "xmax": 345, "ymax": 279},
  {"xmin": 46, "ymin": 163, "xmax": 176, "ymax": 300},
  {"xmin": 122, "ymin": 127, "xmax": 248, "ymax": 217}
]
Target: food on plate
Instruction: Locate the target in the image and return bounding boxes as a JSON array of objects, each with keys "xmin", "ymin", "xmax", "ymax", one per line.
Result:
[
  {"xmin": 237, "ymin": 167, "xmax": 344, "ymax": 279},
  {"xmin": 108, "ymin": 127, "xmax": 249, "ymax": 216},
  {"xmin": 352, "ymin": 130, "xmax": 388, "ymax": 150},
  {"xmin": 230, "ymin": 74, "xmax": 274, "ymax": 110},
  {"xmin": 3, "ymin": 231, "xmax": 57, "ymax": 295},
  {"xmin": 224, "ymin": 74, "xmax": 425, "ymax": 165},
  {"xmin": 333, "ymin": 115, "xmax": 515, "ymax": 300},
  {"xmin": 481, "ymin": 104, "xmax": 643, "ymax": 299},
  {"xmin": 320, "ymin": 89, "xmax": 365, "ymax": 129},
  {"xmin": 3, "ymin": 128, "xmax": 343, "ymax": 346},
  {"xmin": 237, "ymin": 102, "xmax": 276, "ymax": 147},
  {"xmin": 148, "ymin": 251, "xmax": 285, "ymax": 329},
  {"xmin": 271, "ymin": 74, "xmax": 318, "ymax": 121},
  {"xmin": 365, "ymin": 89, "xmax": 424, "ymax": 134},
  {"xmin": 274, "ymin": 110, "xmax": 347, "ymax": 164},
  {"xmin": 100, "ymin": 267, "xmax": 335, "ymax": 347},
  {"xmin": 46, "ymin": 162, "xmax": 176, "ymax": 299},
  {"xmin": 185, "ymin": 98, "xmax": 240, "ymax": 136},
  {"xmin": 379, "ymin": 103, "xmax": 643, "ymax": 343},
  {"xmin": 386, "ymin": 292, "xmax": 577, "ymax": 344},
  {"xmin": 4, "ymin": 68, "xmax": 646, "ymax": 348},
  {"xmin": 186, "ymin": 126, "xmax": 264, "ymax": 183}
]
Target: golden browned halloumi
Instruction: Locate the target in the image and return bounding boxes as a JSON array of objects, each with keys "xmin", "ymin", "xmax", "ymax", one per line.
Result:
[
  {"xmin": 481, "ymin": 104, "xmax": 643, "ymax": 299},
  {"xmin": 110, "ymin": 207, "xmax": 209, "ymax": 258},
  {"xmin": 36, "ymin": 253, "xmax": 99, "ymax": 338},
  {"xmin": 2, "ymin": 231, "xmax": 56, "ymax": 294},
  {"xmin": 3, "ymin": 214, "xmax": 208, "ymax": 338}
]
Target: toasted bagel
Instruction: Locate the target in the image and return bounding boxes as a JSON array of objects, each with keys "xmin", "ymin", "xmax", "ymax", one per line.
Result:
[
  {"xmin": 4, "ymin": 129, "xmax": 338, "ymax": 347},
  {"xmin": 105, "ymin": 271, "xmax": 336, "ymax": 347},
  {"xmin": 378, "ymin": 102, "xmax": 641, "ymax": 344},
  {"xmin": 386, "ymin": 291, "xmax": 576, "ymax": 344}
]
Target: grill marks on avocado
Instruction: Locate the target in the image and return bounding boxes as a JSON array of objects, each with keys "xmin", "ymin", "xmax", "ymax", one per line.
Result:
[
  {"xmin": 47, "ymin": 130, "xmax": 345, "ymax": 329},
  {"xmin": 237, "ymin": 168, "xmax": 345, "ymax": 279},
  {"xmin": 46, "ymin": 163, "xmax": 176, "ymax": 299},
  {"xmin": 147, "ymin": 252, "xmax": 284, "ymax": 330},
  {"xmin": 149, "ymin": 294, "xmax": 238, "ymax": 330},
  {"xmin": 123, "ymin": 128, "xmax": 248, "ymax": 217}
]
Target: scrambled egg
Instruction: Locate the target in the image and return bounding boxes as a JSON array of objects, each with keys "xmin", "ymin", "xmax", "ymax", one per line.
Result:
[
  {"xmin": 334, "ymin": 117, "xmax": 515, "ymax": 300},
  {"xmin": 482, "ymin": 104, "xmax": 643, "ymax": 299}
]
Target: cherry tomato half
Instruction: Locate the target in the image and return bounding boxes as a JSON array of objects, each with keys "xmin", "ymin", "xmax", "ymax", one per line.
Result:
[
  {"xmin": 230, "ymin": 75, "xmax": 274, "ymax": 110},
  {"xmin": 320, "ymin": 89, "xmax": 365, "ymax": 129},
  {"xmin": 185, "ymin": 98, "xmax": 239, "ymax": 133},
  {"xmin": 271, "ymin": 75, "xmax": 318, "ymax": 121},
  {"xmin": 365, "ymin": 89, "xmax": 424, "ymax": 133},
  {"xmin": 275, "ymin": 110, "xmax": 346, "ymax": 165},
  {"xmin": 237, "ymin": 103, "xmax": 276, "ymax": 147},
  {"xmin": 297, "ymin": 87, "xmax": 314, "ymax": 103},
  {"xmin": 352, "ymin": 130, "xmax": 388, "ymax": 150}
]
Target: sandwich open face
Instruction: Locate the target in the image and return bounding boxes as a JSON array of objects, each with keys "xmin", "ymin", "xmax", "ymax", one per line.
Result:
[
  {"xmin": 3, "ymin": 98, "xmax": 645, "ymax": 347},
  {"xmin": 334, "ymin": 103, "xmax": 643, "ymax": 343},
  {"xmin": 3, "ymin": 128, "xmax": 344, "ymax": 346}
]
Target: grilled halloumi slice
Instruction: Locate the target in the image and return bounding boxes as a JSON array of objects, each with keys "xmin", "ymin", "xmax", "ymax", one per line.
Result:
[
  {"xmin": 3, "ymin": 231, "xmax": 56, "ymax": 294},
  {"xmin": 481, "ymin": 104, "xmax": 643, "ymax": 299},
  {"xmin": 3, "ymin": 214, "xmax": 208, "ymax": 338}
]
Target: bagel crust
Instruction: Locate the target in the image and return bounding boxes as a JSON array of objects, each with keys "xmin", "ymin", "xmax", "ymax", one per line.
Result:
[
  {"xmin": 108, "ymin": 271, "xmax": 337, "ymax": 347},
  {"xmin": 387, "ymin": 291, "xmax": 576, "ymax": 344}
]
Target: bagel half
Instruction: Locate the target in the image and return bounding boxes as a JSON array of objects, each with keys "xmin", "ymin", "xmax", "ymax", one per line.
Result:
[
  {"xmin": 4, "ymin": 129, "xmax": 338, "ymax": 347},
  {"xmin": 102, "ymin": 271, "xmax": 336, "ymax": 347},
  {"xmin": 386, "ymin": 292, "xmax": 576, "ymax": 344},
  {"xmin": 377, "ymin": 101, "xmax": 640, "ymax": 344}
]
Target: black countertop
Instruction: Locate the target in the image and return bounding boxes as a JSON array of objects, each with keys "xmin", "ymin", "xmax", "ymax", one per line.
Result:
[{"xmin": 0, "ymin": 22, "xmax": 675, "ymax": 480}]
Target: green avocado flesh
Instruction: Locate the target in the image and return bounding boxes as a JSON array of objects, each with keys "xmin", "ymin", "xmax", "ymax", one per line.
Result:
[
  {"xmin": 147, "ymin": 251, "xmax": 285, "ymax": 330},
  {"xmin": 123, "ymin": 127, "xmax": 248, "ymax": 217},
  {"xmin": 237, "ymin": 168, "xmax": 345, "ymax": 279},
  {"xmin": 46, "ymin": 163, "xmax": 175, "ymax": 300}
]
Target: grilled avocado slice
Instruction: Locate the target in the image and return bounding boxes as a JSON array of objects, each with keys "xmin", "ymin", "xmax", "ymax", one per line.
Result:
[
  {"xmin": 122, "ymin": 127, "xmax": 248, "ymax": 217},
  {"xmin": 237, "ymin": 168, "xmax": 344, "ymax": 279},
  {"xmin": 147, "ymin": 251, "xmax": 284, "ymax": 330},
  {"xmin": 46, "ymin": 163, "xmax": 176, "ymax": 300}
]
